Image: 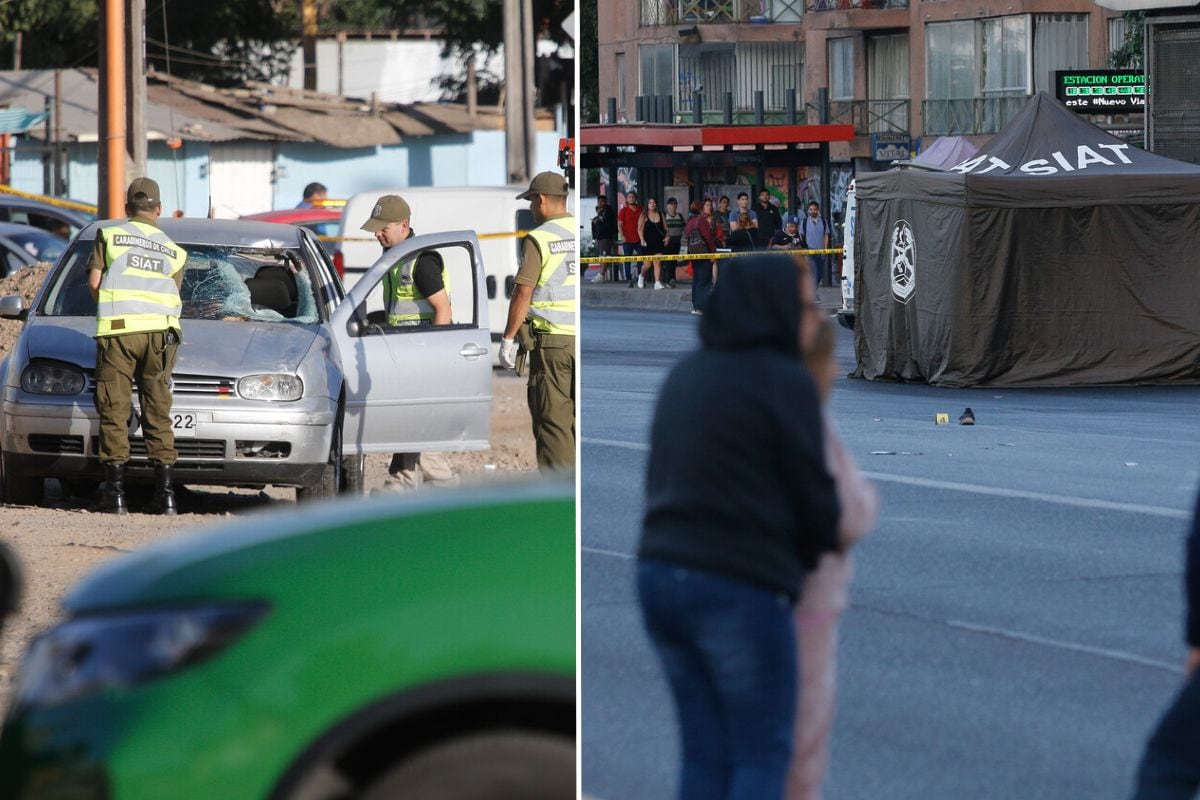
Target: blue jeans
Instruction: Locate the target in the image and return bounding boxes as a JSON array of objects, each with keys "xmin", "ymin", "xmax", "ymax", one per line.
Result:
[
  {"xmin": 1132, "ymin": 671, "xmax": 1200, "ymax": 799},
  {"xmin": 691, "ymin": 260, "xmax": 714, "ymax": 312},
  {"xmin": 807, "ymin": 255, "xmax": 826, "ymax": 290},
  {"xmin": 621, "ymin": 241, "xmax": 642, "ymax": 282},
  {"xmin": 638, "ymin": 560, "xmax": 796, "ymax": 800}
]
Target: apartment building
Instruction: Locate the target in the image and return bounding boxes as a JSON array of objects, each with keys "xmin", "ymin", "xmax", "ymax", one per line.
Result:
[{"xmin": 596, "ymin": 0, "xmax": 1130, "ymax": 165}]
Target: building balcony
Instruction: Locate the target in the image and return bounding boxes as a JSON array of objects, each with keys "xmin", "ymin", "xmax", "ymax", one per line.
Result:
[
  {"xmin": 922, "ymin": 96, "xmax": 1031, "ymax": 135},
  {"xmin": 829, "ymin": 99, "xmax": 910, "ymax": 134},
  {"xmin": 807, "ymin": 0, "xmax": 907, "ymax": 11},
  {"xmin": 640, "ymin": 0, "xmax": 804, "ymax": 26}
]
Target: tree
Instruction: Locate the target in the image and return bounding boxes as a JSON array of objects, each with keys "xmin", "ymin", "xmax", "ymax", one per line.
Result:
[
  {"xmin": 3, "ymin": 0, "xmax": 573, "ymax": 93},
  {"xmin": 580, "ymin": 0, "xmax": 597, "ymax": 123},
  {"xmin": 1109, "ymin": 11, "xmax": 1144, "ymax": 69}
]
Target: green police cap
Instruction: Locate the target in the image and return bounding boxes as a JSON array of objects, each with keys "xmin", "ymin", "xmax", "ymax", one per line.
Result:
[
  {"xmin": 126, "ymin": 177, "xmax": 161, "ymax": 208},
  {"xmin": 361, "ymin": 195, "xmax": 411, "ymax": 232},
  {"xmin": 516, "ymin": 171, "xmax": 569, "ymax": 200}
]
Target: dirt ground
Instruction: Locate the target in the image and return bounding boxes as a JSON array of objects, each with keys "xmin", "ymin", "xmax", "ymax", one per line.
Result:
[{"xmin": 0, "ymin": 263, "xmax": 537, "ymax": 710}]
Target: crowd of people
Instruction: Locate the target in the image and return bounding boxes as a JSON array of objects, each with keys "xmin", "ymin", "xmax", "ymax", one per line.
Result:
[{"xmin": 589, "ymin": 189, "xmax": 836, "ymax": 304}]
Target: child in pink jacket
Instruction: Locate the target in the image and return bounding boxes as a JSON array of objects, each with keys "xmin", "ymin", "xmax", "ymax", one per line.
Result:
[{"xmin": 787, "ymin": 320, "xmax": 880, "ymax": 800}]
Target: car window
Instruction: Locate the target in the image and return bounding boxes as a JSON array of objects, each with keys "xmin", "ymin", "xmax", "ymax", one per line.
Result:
[
  {"xmin": 300, "ymin": 220, "xmax": 339, "ymax": 238},
  {"xmin": 354, "ymin": 242, "xmax": 478, "ymax": 334},
  {"xmin": 3, "ymin": 248, "xmax": 27, "ymax": 277},
  {"xmin": 299, "ymin": 230, "xmax": 343, "ymax": 314},
  {"xmin": 6, "ymin": 230, "xmax": 66, "ymax": 263},
  {"xmin": 8, "ymin": 210, "xmax": 78, "ymax": 238},
  {"xmin": 41, "ymin": 240, "xmax": 324, "ymax": 325}
]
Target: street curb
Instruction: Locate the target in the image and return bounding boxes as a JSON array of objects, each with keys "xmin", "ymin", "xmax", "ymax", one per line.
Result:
[
  {"xmin": 582, "ymin": 281, "xmax": 697, "ymax": 313},
  {"xmin": 581, "ymin": 270, "xmax": 844, "ymax": 316}
]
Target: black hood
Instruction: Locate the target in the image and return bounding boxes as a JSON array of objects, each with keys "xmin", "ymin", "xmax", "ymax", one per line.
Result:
[{"xmin": 700, "ymin": 254, "xmax": 801, "ymax": 356}]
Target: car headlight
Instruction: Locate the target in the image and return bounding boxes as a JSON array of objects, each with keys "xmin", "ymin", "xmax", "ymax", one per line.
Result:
[
  {"xmin": 238, "ymin": 373, "xmax": 303, "ymax": 401},
  {"xmin": 14, "ymin": 603, "xmax": 268, "ymax": 710},
  {"xmin": 20, "ymin": 360, "xmax": 86, "ymax": 395}
]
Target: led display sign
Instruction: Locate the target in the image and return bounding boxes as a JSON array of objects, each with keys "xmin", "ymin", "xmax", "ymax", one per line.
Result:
[{"xmin": 1055, "ymin": 70, "xmax": 1146, "ymax": 113}]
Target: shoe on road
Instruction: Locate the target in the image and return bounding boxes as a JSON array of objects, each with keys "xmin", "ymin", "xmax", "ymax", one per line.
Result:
[
  {"xmin": 589, "ymin": 271, "xmax": 604, "ymax": 283},
  {"xmin": 637, "ymin": 275, "xmax": 645, "ymax": 289},
  {"xmin": 654, "ymin": 282, "xmax": 665, "ymax": 290},
  {"xmin": 959, "ymin": 407, "xmax": 976, "ymax": 426}
]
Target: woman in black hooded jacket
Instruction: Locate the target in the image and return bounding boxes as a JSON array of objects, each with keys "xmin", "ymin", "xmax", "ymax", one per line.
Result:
[{"xmin": 638, "ymin": 254, "xmax": 841, "ymax": 800}]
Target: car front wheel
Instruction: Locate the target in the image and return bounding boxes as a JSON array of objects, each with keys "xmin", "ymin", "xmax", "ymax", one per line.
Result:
[
  {"xmin": 360, "ymin": 731, "xmax": 575, "ymax": 800},
  {"xmin": 296, "ymin": 413, "xmax": 344, "ymax": 503},
  {"xmin": 0, "ymin": 448, "xmax": 42, "ymax": 506}
]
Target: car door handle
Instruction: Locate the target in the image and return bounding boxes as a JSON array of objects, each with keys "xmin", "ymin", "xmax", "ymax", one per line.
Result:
[{"xmin": 459, "ymin": 344, "xmax": 489, "ymax": 359}]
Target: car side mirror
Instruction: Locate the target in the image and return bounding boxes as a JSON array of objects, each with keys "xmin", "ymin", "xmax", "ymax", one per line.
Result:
[
  {"xmin": 0, "ymin": 541, "xmax": 21, "ymax": 635},
  {"xmin": 0, "ymin": 295, "xmax": 27, "ymax": 320}
]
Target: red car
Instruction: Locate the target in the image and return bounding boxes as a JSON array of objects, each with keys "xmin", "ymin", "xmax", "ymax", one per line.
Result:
[{"xmin": 240, "ymin": 208, "xmax": 344, "ymax": 275}]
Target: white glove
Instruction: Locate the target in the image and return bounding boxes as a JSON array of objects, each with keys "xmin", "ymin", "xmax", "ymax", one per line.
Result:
[{"xmin": 499, "ymin": 338, "xmax": 518, "ymax": 370}]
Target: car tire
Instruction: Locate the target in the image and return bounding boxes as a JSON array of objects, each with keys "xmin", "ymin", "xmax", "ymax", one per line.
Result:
[
  {"xmin": 360, "ymin": 730, "xmax": 575, "ymax": 800},
  {"xmin": 297, "ymin": 413, "xmax": 343, "ymax": 503},
  {"xmin": 0, "ymin": 449, "xmax": 42, "ymax": 506},
  {"xmin": 340, "ymin": 453, "xmax": 364, "ymax": 496}
]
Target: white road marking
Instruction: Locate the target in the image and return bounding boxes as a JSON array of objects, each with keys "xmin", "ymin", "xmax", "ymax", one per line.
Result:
[
  {"xmin": 581, "ymin": 545, "xmax": 1182, "ymax": 674},
  {"xmin": 582, "ymin": 545, "xmax": 635, "ymax": 561},
  {"xmin": 581, "ymin": 438, "xmax": 1190, "ymax": 520},
  {"xmin": 859, "ymin": 471, "xmax": 1191, "ymax": 520},
  {"xmin": 943, "ymin": 619, "xmax": 1183, "ymax": 674},
  {"xmin": 583, "ymin": 437, "xmax": 650, "ymax": 452}
]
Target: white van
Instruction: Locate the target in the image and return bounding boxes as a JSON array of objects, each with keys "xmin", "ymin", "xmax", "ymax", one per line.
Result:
[
  {"xmin": 336, "ymin": 186, "xmax": 568, "ymax": 355},
  {"xmin": 836, "ymin": 179, "xmax": 857, "ymax": 330}
]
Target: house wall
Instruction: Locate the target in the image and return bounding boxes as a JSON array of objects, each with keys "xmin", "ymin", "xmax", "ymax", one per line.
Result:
[
  {"xmin": 8, "ymin": 130, "xmax": 562, "ymax": 214},
  {"xmin": 271, "ymin": 130, "xmax": 563, "ymax": 208}
]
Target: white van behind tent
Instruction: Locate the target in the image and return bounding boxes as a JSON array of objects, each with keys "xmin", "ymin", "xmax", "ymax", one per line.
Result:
[
  {"xmin": 336, "ymin": 186, "xmax": 561, "ymax": 355},
  {"xmin": 837, "ymin": 179, "xmax": 857, "ymax": 330}
]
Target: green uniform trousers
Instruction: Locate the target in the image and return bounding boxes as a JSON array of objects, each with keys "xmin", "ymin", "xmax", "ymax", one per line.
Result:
[
  {"xmin": 528, "ymin": 333, "xmax": 576, "ymax": 473},
  {"xmin": 95, "ymin": 330, "xmax": 180, "ymax": 465}
]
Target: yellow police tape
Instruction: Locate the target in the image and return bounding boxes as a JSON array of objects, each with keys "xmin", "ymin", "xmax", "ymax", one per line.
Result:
[
  {"xmin": 0, "ymin": 185, "xmax": 99, "ymax": 214},
  {"xmin": 583, "ymin": 248, "xmax": 842, "ymax": 264}
]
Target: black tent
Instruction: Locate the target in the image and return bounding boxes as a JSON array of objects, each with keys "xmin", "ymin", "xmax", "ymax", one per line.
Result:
[{"xmin": 853, "ymin": 93, "xmax": 1200, "ymax": 387}]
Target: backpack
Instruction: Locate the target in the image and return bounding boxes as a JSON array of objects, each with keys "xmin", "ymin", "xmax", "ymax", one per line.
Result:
[
  {"xmin": 684, "ymin": 217, "xmax": 710, "ymax": 254},
  {"xmin": 803, "ymin": 216, "xmax": 829, "ymax": 249}
]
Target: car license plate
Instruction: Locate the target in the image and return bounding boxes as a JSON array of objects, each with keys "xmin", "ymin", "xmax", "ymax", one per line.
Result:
[{"xmin": 127, "ymin": 409, "xmax": 197, "ymax": 438}]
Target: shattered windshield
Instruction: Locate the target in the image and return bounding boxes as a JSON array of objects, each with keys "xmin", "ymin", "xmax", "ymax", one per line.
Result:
[{"xmin": 42, "ymin": 241, "xmax": 321, "ymax": 324}]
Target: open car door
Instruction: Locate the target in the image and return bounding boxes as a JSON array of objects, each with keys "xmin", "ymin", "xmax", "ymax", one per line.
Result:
[{"xmin": 330, "ymin": 231, "xmax": 491, "ymax": 454}]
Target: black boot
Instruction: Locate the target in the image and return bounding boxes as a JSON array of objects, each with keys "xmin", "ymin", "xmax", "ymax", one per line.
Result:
[
  {"xmin": 91, "ymin": 463, "xmax": 127, "ymax": 515},
  {"xmin": 148, "ymin": 463, "xmax": 177, "ymax": 516}
]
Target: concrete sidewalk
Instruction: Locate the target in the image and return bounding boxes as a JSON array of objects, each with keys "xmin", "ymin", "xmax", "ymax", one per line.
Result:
[{"xmin": 581, "ymin": 265, "xmax": 844, "ymax": 315}]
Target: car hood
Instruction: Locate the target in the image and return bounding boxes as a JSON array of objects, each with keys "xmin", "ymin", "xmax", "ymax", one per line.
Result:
[
  {"xmin": 62, "ymin": 483, "xmax": 573, "ymax": 613},
  {"xmin": 25, "ymin": 317, "xmax": 321, "ymax": 375}
]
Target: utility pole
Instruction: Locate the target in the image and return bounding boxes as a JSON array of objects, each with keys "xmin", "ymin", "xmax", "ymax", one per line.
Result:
[
  {"xmin": 302, "ymin": 0, "xmax": 318, "ymax": 92},
  {"xmin": 99, "ymin": 0, "xmax": 126, "ymax": 217},
  {"xmin": 54, "ymin": 70, "xmax": 64, "ymax": 195},
  {"xmin": 504, "ymin": 0, "xmax": 534, "ymax": 184},
  {"xmin": 127, "ymin": 0, "xmax": 147, "ymax": 181},
  {"xmin": 337, "ymin": 30, "xmax": 346, "ymax": 96}
]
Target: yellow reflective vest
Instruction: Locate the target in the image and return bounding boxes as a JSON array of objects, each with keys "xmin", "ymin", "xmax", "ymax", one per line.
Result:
[
  {"xmin": 96, "ymin": 220, "xmax": 186, "ymax": 338},
  {"xmin": 526, "ymin": 215, "xmax": 577, "ymax": 336},
  {"xmin": 384, "ymin": 253, "xmax": 449, "ymax": 325}
]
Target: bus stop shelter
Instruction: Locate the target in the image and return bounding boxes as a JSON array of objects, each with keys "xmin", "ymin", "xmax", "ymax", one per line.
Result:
[{"xmin": 579, "ymin": 121, "xmax": 855, "ymax": 216}]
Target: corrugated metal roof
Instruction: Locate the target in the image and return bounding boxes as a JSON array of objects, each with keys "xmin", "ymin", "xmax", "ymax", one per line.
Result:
[
  {"xmin": 0, "ymin": 69, "xmax": 502, "ymax": 147},
  {"xmin": 0, "ymin": 107, "xmax": 49, "ymax": 133}
]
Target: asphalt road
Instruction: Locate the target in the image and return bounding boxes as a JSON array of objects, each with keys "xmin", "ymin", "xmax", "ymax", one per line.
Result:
[{"xmin": 581, "ymin": 308, "xmax": 1200, "ymax": 800}]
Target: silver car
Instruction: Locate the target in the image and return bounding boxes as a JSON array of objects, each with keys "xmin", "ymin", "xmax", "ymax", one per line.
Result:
[{"xmin": 0, "ymin": 219, "xmax": 492, "ymax": 504}]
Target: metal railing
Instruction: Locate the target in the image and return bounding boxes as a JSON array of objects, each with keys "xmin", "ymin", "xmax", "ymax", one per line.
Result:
[
  {"xmin": 807, "ymin": 0, "xmax": 907, "ymax": 11},
  {"xmin": 828, "ymin": 99, "xmax": 910, "ymax": 134},
  {"xmin": 640, "ymin": 0, "xmax": 803, "ymax": 25},
  {"xmin": 922, "ymin": 96, "xmax": 1030, "ymax": 135}
]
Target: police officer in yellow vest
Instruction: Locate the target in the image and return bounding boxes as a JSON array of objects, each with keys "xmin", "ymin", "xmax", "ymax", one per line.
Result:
[
  {"xmin": 501, "ymin": 172, "xmax": 577, "ymax": 472},
  {"xmin": 360, "ymin": 194, "xmax": 458, "ymax": 489},
  {"xmin": 87, "ymin": 177, "xmax": 187, "ymax": 515}
]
